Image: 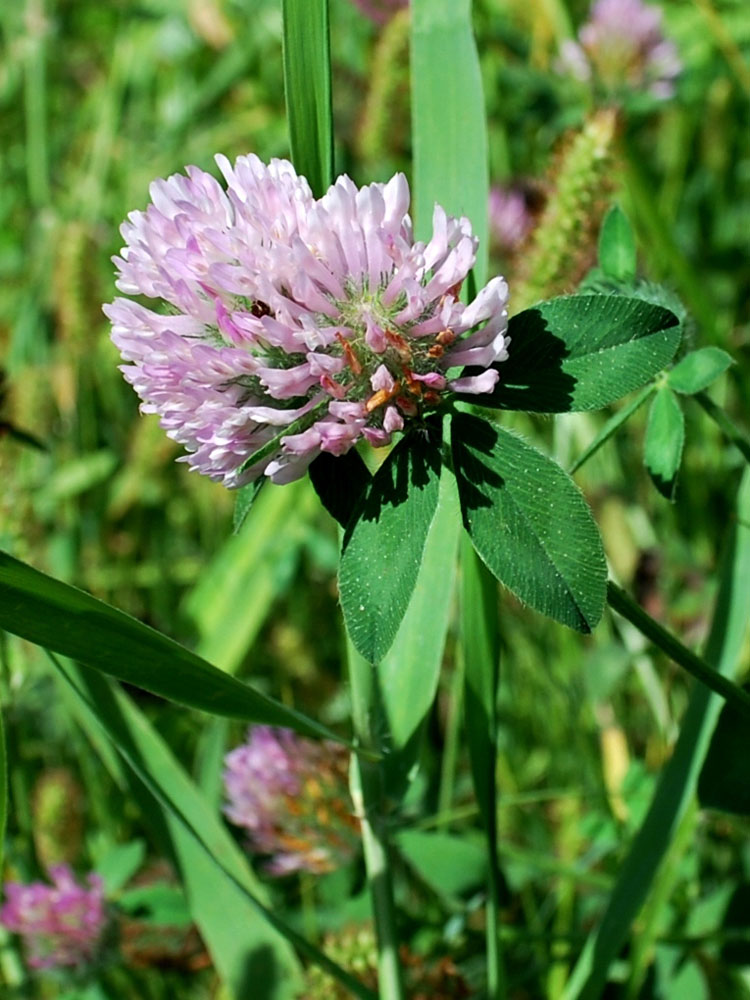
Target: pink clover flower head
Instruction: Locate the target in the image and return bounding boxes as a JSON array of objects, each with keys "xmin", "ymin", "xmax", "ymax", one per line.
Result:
[
  {"xmin": 560, "ymin": 0, "xmax": 681, "ymax": 98},
  {"xmin": 0, "ymin": 865, "xmax": 107, "ymax": 969},
  {"xmin": 105, "ymin": 155, "xmax": 510, "ymax": 487},
  {"xmin": 488, "ymin": 185, "xmax": 533, "ymax": 254},
  {"xmin": 223, "ymin": 726, "xmax": 359, "ymax": 876},
  {"xmin": 349, "ymin": 0, "xmax": 408, "ymax": 26}
]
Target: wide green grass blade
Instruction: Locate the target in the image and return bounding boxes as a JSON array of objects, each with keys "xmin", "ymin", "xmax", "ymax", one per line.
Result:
[
  {"xmin": 411, "ymin": 0, "xmax": 489, "ymax": 282},
  {"xmin": 184, "ymin": 479, "xmax": 316, "ymax": 674},
  {"xmin": 53, "ymin": 658, "xmax": 376, "ymax": 1000},
  {"xmin": 562, "ymin": 467, "xmax": 750, "ymax": 999},
  {"xmin": 282, "ymin": 0, "xmax": 333, "ymax": 196},
  {"xmin": 0, "ymin": 551, "xmax": 337, "ymax": 742},
  {"xmin": 378, "ymin": 464, "xmax": 461, "ymax": 750}
]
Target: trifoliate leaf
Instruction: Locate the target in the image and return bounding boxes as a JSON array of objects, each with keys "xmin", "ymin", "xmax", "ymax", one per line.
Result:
[{"xmin": 233, "ymin": 478, "xmax": 265, "ymax": 534}]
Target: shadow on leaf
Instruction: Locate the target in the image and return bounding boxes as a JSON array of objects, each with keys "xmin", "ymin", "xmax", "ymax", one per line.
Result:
[{"xmin": 458, "ymin": 307, "xmax": 577, "ymax": 412}]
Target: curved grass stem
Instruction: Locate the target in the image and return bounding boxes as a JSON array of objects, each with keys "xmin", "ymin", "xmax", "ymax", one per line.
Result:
[{"xmin": 607, "ymin": 581, "xmax": 750, "ymax": 723}]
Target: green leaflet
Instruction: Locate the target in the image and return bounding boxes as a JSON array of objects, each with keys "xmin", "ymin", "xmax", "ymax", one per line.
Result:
[
  {"xmin": 281, "ymin": 0, "xmax": 333, "ymax": 197},
  {"xmin": 339, "ymin": 423, "xmax": 443, "ymax": 663},
  {"xmin": 232, "ymin": 477, "xmax": 265, "ymax": 534},
  {"xmin": 462, "ymin": 294, "xmax": 681, "ymax": 413},
  {"xmin": 452, "ymin": 414, "xmax": 606, "ymax": 633},
  {"xmin": 0, "ymin": 550, "xmax": 338, "ymax": 741},
  {"xmin": 308, "ymin": 449, "xmax": 372, "ymax": 529},
  {"xmin": 668, "ymin": 347, "xmax": 734, "ymax": 395},
  {"xmin": 598, "ymin": 204, "xmax": 637, "ymax": 281},
  {"xmin": 644, "ymin": 386, "xmax": 685, "ymax": 500}
]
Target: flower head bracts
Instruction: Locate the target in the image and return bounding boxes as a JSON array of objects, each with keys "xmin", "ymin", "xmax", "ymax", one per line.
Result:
[
  {"xmin": 223, "ymin": 726, "xmax": 359, "ymax": 875},
  {"xmin": 0, "ymin": 866, "xmax": 107, "ymax": 969},
  {"xmin": 106, "ymin": 155, "xmax": 509, "ymax": 487},
  {"xmin": 559, "ymin": 0, "xmax": 681, "ymax": 99}
]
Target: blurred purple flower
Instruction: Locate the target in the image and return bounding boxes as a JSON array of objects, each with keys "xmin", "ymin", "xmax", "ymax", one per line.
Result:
[
  {"xmin": 488, "ymin": 186, "xmax": 533, "ymax": 254},
  {"xmin": 350, "ymin": 0, "xmax": 408, "ymax": 25},
  {"xmin": 559, "ymin": 0, "xmax": 681, "ymax": 98},
  {"xmin": 0, "ymin": 866, "xmax": 107, "ymax": 969},
  {"xmin": 223, "ymin": 726, "xmax": 359, "ymax": 876},
  {"xmin": 105, "ymin": 156, "xmax": 509, "ymax": 488}
]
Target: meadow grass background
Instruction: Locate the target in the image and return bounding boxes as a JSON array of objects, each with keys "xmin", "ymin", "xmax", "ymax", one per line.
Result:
[{"xmin": 1, "ymin": 0, "xmax": 750, "ymax": 997}]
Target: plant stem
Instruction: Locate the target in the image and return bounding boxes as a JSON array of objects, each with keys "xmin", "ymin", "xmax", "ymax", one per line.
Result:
[
  {"xmin": 607, "ymin": 581, "xmax": 750, "ymax": 723},
  {"xmin": 347, "ymin": 641, "xmax": 405, "ymax": 1000},
  {"xmin": 461, "ymin": 541, "xmax": 506, "ymax": 998},
  {"xmin": 693, "ymin": 391, "xmax": 750, "ymax": 465}
]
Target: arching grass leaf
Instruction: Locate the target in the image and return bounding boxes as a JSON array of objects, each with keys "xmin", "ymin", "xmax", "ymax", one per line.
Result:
[
  {"xmin": 0, "ymin": 551, "xmax": 338, "ymax": 741},
  {"xmin": 452, "ymin": 414, "xmax": 606, "ymax": 633}
]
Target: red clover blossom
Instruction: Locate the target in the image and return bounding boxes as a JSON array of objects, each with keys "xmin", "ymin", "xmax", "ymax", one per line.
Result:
[
  {"xmin": 0, "ymin": 865, "xmax": 107, "ymax": 970},
  {"xmin": 223, "ymin": 726, "xmax": 359, "ymax": 876},
  {"xmin": 559, "ymin": 0, "xmax": 681, "ymax": 98},
  {"xmin": 488, "ymin": 185, "xmax": 533, "ymax": 255},
  {"xmin": 105, "ymin": 156, "xmax": 509, "ymax": 487}
]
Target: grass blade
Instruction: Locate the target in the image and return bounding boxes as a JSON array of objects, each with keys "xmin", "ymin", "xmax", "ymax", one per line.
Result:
[
  {"xmin": 0, "ymin": 550, "xmax": 339, "ymax": 742},
  {"xmin": 53, "ymin": 658, "xmax": 376, "ymax": 1000},
  {"xmin": 282, "ymin": 0, "xmax": 333, "ymax": 196},
  {"xmin": 411, "ymin": 0, "xmax": 489, "ymax": 282},
  {"xmin": 562, "ymin": 467, "xmax": 750, "ymax": 999}
]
